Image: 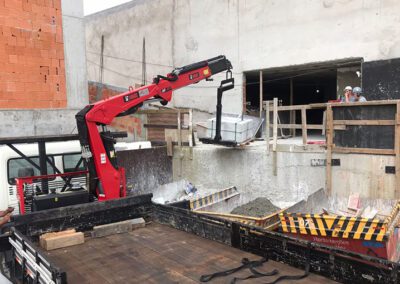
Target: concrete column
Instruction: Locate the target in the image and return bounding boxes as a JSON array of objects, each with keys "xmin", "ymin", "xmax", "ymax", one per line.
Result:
[{"xmin": 62, "ymin": 0, "xmax": 89, "ymax": 108}]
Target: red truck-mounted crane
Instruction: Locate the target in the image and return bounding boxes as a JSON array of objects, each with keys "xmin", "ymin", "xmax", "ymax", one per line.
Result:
[{"xmin": 76, "ymin": 55, "xmax": 234, "ymax": 201}]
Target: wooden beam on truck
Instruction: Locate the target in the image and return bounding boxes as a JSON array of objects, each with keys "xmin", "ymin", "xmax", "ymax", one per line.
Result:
[{"xmin": 40, "ymin": 230, "xmax": 84, "ymax": 251}]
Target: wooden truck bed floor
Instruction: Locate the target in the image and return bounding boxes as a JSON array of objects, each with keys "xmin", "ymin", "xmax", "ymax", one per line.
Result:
[{"xmin": 45, "ymin": 223, "xmax": 336, "ymax": 283}]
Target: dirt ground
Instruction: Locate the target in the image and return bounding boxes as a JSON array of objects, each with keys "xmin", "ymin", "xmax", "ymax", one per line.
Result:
[{"xmin": 231, "ymin": 197, "xmax": 280, "ymax": 217}]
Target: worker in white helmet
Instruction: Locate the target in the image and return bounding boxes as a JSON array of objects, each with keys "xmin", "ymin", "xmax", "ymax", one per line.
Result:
[
  {"xmin": 341, "ymin": 86, "xmax": 353, "ymax": 103},
  {"xmin": 352, "ymin": 87, "xmax": 367, "ymax": 102}
]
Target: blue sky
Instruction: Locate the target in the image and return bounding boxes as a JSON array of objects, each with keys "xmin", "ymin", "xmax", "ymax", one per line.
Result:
[{"xmin": 83, "ymin": 0, "xmax": 132, "ymax": 15}]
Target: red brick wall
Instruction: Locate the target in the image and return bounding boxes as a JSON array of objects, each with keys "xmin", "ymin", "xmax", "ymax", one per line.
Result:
[
  {"xmin": 88, "ymin": 82, "xmax": 144, "ymax": 138},
  {"xmin": 0, "ymin": 0, "xmax": 66, "ymax": 109}
]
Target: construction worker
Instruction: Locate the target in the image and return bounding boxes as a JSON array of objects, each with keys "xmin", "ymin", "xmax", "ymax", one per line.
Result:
[
  {"xmin": 352, "ymin": 87, "xmax": 367, "ymax": 102},
  {"xmin": 341, "ymin": 86, "xmax": 354, "ymax": 102},
  {"xmin": 0, "ymin": 207, "xmax": 13, "ymax": 228}
]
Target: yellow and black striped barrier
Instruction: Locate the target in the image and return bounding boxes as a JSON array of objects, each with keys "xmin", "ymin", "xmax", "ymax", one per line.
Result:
[
  {"xmin": 279, "ymin": 212, "xmax": 390, "ymax": 242},
  {"xmin": 189, "ymin": 186, "xmax": 239, "ymax": 210}
]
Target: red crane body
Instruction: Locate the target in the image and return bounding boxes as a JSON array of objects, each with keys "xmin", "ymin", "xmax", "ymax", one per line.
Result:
[{"xmin": 76, "ymin": 56, "xmax": 232, "ymax": 201}]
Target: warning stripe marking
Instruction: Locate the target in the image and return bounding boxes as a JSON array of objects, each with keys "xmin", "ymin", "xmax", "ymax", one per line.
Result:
[
  {"xmin": 279, "ymin": 213, "xmax": 388, "ymax": 241},
  {"xmin": 190, "ymin": 187, "xmax": 238, "ymax": 210}
]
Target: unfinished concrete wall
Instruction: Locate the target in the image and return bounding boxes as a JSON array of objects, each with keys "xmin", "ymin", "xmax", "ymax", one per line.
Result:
[
  {"xmin": 173, "ymin": 143, "xmax": 397, "ymax": 207},
  {"xmin": 85, "ymin": 0, "xmax": 400, "ymax": 114},
  {"xmin": 173, "ymin": 143, "xmax": 327, "ymax": 208},
  {"xmin": 332, "ymin": 154, "xmax": 395, "ymax": 199}
]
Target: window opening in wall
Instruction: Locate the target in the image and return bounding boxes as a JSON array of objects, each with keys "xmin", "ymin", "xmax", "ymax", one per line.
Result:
[{"xmin": 244, "ymin": 59, "xmax": 362, "ymax": 139}]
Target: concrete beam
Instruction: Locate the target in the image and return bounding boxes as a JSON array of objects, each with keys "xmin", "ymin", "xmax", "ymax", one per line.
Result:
[{"xmin": 0, "ymin": 109, "xmax": 80, "ymax": 137}]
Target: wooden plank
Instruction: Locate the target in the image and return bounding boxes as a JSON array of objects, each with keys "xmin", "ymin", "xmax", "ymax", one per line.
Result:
[
  {"xmin": 259, "ymin": 70, "xmax": 263, "ymax": 118},
  {"xmin": 273, "ymin": 98, "xmax": 278, "ymax": 176},
  {"xmin": 326, "ymin": 105, "xmax": 333, "ymax": 196},
  {"xmin": 166, "ymin": 136, "xmax": 173, "ymax": 157},
  {"xmin": 309, "ymin": 102, "xmax": 328, "ymax": 109},
  {"xmin": 40, "ymin": 229, "xmax": 76, "ymax": 240},
  {"xmin": 269, "ymin": 105, "xmax": 312, "ymax": 111},
  {"xmin": 147, "ymin": 112, "xmax": 183, "ymax": 141},
  {"xmin": 289, "ymin": 78, "xmax": 295, "ymax": 137},
  {"xmin": 138, "ymin": 109, "xmax": 190, "ymax": 114},
  {"xmin": 265, "ymin": 101, "xmax": 270, "ymax": 152},
  {"xmin": 188, "ymin": 109, "xmax": 193, "ymax": 147},
  {"xmin": 396, "ymin": 102, "xmax": 400, "ymax": 198},
  {"xmin": 40, "ymin": 232, "xmax": 84, "ymax": 251},
  {"xmin": 144, "ymin": 124, "xmax": 180, "ymax": 129},
  {"xmin": 165, "ymin": 129, "xmax": 190, "ymax": 143},
  {"xmin": 333, "ymin": 120, "xmax": 395, "ymax": 126},
  {"xmin": 277, "ymin": 100, "xmax": 400, "ymax": 111},
  {"xmin": 310, "ymin": 100, "xmax": 400, "ymax": 108},
  {"xmin": 277, "ymin": 124, "xmax": 346, "ymax": 130},
  {"xmin": 177, "ymin": 109, "xmax": 182, "ymax": 178},
  {"xmin": 322, "ymin": 110, "xmax": 327, "ymax": 135},
  {"xmin": 279, "ymin": 124, "xmax": 320, "ymax": 130},
  {"xmin": 329, "ymin": 100, "xmax": 399, "ymax": 107},
  {"xmin": 177, "ymin": 110, "xmax": 182, "ymax": 147},
  {"xmin": 333, "ymin": 147, "xmax": 395, "ymax": 155},
  {"xmin": 272, "ymin": 98, "xmax": 278, "ymax": 152},
  {"xmin": 301, "ymin": 108, "xmax": 307, "ymax": 145}
]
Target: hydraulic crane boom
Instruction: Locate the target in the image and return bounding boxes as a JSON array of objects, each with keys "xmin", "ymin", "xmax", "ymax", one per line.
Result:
[{"xmin": 76, "ymin": 55, "xmax": 232, "ymax": 201}]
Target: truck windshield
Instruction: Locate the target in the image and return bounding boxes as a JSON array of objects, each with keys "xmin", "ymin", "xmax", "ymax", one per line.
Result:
[
  {"xmin": 63, "ymin": 153, "xmax": 86, "ymax": 173},
  {"xmin": 7, "ymin": 157, "xmax": 55, "ymax": 185}
]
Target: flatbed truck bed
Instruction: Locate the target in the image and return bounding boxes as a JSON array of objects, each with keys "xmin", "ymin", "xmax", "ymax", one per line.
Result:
[
  {"xmin": 3, "ymin": 194, "xmax": 400, "ymax": 283},
  {"xmin": 45, "ymin": 223, "xmax": 334, "ymax": 283}
]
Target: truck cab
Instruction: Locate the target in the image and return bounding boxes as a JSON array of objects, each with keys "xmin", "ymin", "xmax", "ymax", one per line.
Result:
[
  {"xmin": 0, "ymin": 141, "xmax": 85, "ymax": 214},
  {"xmin": 0, "ymin": 140, "xmax": 152, "ymax": 214}
]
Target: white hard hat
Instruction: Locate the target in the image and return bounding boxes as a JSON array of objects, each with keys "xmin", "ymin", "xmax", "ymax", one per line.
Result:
[{"xmin": 344, "ymin": 86, "xmax": 352, "ymax": 91}]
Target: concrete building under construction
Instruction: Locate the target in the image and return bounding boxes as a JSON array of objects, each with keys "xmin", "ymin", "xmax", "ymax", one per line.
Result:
[{"xmin": 0, "ymin": 1, "xmax": 400, "ymax": 283}]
